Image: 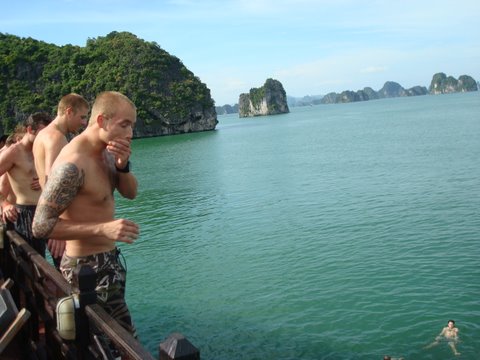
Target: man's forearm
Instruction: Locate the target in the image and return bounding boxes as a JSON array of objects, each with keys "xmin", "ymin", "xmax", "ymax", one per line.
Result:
[
  {"xmin": 117, "ymin": 172, "xmax": 138, "ymax": 199},
  {"xmin": 34, "ymin": 218, "xmax": 104, "ymax": 240}
]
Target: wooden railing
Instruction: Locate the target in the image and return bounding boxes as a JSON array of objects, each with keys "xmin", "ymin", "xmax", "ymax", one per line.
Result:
[{"xmin": 0, "ymin": 228, "xmax": 200, "ymax": 360}]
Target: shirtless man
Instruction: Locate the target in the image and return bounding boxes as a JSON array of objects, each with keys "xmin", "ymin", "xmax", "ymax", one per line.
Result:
[
  {"xmin": 0, "ymin": 128, "xmax": 28, "ymax": 220},
  {"xmin": 425, "ymin": 319, "xmax": 460, "ymax": 356},
  {"xmin": 0, "ymin": 133, "xmax": 20, "ymax": 220},
  {"xmin": 33, "ymin": 93, "xmax": 89, "ymax": 267},
  {"xmin": 0, "ymin": 112, "xmax": 52, "ymax": 256},
  {"xmin": 32, "ymin": 91, "xmax": 139, "ymax": 336}
]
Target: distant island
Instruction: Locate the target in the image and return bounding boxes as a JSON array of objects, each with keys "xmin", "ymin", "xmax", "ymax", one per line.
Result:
[
  {"xmin": 216, "ymin": 73, "xmax": 478, "ymax": 115},
  {"xmin": 238, "ymin": 79, "xmax": 289, "ymax": 118}
]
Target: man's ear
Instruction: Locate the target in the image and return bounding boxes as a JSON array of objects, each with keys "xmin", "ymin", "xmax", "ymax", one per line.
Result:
[
  {"xmin": 26, "ymin": 125, "xmax": 34, "ymax": 134},
  {"xmin": 97, "ymin": 114, "xmax": 106, "ymax": 129}
]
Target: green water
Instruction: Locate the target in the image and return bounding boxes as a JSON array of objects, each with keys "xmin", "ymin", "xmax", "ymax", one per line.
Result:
[{"xmin": 116, "ymin": 92, "xmax": 480, "ymax": 359}]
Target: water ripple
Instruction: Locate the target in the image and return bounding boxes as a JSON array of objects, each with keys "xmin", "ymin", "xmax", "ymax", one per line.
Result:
[{"xmin": 119, "ymin": 93, "xmax": 480, "ymax": 359}]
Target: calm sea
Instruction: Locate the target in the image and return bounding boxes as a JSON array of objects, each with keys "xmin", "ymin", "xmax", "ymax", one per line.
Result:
[{"xmin": 116, "ymin": 92, "xmax": 480, "ymax": 360}]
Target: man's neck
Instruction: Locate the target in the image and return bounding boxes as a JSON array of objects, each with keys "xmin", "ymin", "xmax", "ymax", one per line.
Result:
[
  {"xmin": 54, "ymin": 118, "xmax": 68, "ymax": 136},
  {"xmin": 20, "ymin": 134, "xmax": 33, "ymax": 150},
  {"xmin": 79, "ymin": 126, "xmax": 107, "ymax": 156}
]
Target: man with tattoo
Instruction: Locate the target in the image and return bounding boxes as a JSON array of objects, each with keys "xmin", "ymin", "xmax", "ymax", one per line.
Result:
[
  {"xmin": 0, "ymin": 112, "xmax": 52, "ymax": 256},
  {"xmin": 33, "ymin": 93, "xmax": 90, "ymax": 268},
  {"xmin": 32, "ymin": 91, "xmax": 139, "ymax": 337}
]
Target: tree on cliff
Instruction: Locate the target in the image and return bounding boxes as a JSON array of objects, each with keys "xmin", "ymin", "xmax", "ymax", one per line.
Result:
[{"xmin": 0, "ymin": 32, "xmax": 217, "ymax": 137}]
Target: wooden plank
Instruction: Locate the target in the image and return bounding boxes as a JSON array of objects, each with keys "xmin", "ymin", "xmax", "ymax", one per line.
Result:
[
  {"xmin": 85, "ymin": 304, "xmax": 156, "ymax": 360},
  {"xmin": 0, "ymin": 308, "xmax": 31, "ymax": 354},
  {"xmin": 6, "ymin": 231, "xmax": 71, "ymax": 294}
]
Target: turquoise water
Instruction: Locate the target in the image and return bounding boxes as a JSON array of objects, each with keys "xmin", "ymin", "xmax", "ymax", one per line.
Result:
[{"xmin": 116, "ymin": 92, "xmax": 480, "ymax": 359}]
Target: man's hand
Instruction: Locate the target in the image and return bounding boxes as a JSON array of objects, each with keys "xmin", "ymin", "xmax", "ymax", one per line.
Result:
[
  {"xmin": 101, "ymin": 219, "xmax": 139, "ymax": 244},
  {"xmin": 47, "ymin": 239, "xmax": 66, "ymax": 258},
  {"xmin": 106, "ymin": 138, "xmax": 131, "ymax": 170},
  {"xmin": 31, "ymin": 177, "xmax": 41, "ymax": 191},
  {"xmin": 2, "ymin": 202, "xmax": 18, "ymax": 222}
]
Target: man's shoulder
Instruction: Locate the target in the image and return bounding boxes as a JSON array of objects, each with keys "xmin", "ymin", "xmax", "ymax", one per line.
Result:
[
  {"xmin": 54, "ymin": 142, "xmax": 91, "ymax": 169},
  {"xmin": 0, "ymin": 144, "xmax": 16, "ymax": 169},
  {"xmin": 36, "ymin": 126, "xmax": 67, "ymax": 146},
  {"xmin": 0, "ymin": 142, "xmax": 31, "ymax": 174},
  {"xmin": 1, "ymin": 142, "xmax": 22, "ymax": 159}
]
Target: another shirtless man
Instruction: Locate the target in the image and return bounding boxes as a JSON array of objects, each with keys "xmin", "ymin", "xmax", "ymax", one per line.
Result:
[
  {"xmin": 33, "ymin": 93, "xmax": 89, "ymax": 267},
  {"xmin": 32, "ymin": 91, "xmax": 139, "ymax": 336},
  {"xmin": 0, "ymin": 112, "xmax": 52, "ymax": 256},
  {"xmin": 425, "ymin": 319, "xmax": 460, "ymax": 356}
]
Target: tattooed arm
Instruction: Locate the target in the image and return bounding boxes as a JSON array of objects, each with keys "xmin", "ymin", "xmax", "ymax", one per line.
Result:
[
  {"xmin": 32, "ymin": 162, "xmax": 84, "ymax": 239},
  {"xmin": 32, "ymin": 162, "xmax": 139, "ymax": 243}
]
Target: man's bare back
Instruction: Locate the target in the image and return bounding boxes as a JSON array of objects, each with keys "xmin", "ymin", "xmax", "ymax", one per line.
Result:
[
  {"xmin": 32, "ymin": 93, "xmax": 89, "ymax": 264},
  {"xmin": 33, "ymin": 93, "xmax": 89, "ymax": 187},
  {"xmin": 33, "ymin": 126, "xmax": 68, "ymax": 188}
]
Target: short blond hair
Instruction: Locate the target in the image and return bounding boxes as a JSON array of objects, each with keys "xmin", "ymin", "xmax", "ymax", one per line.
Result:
[
  {"xmin": 89, "ymin": 91, "xmax": 136, "ymax": 126},
  {"xmin": 57, "ymin": 93, "xmax": 89, "ymax": 116}
]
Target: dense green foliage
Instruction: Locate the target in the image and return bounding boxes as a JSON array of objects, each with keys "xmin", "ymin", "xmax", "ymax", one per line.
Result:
[
  {"xmin": 249, "ymin": 86, "xmax": 265, "ymax": 109},
  {"xmin": 0, "ymin": 32, "xmax": 216, "ymax": 136}
]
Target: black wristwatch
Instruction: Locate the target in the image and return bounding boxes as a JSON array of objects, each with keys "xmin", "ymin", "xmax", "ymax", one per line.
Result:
[{"xmin": 116, "ymin": 160, "xmax": 130, "ymax": 173}]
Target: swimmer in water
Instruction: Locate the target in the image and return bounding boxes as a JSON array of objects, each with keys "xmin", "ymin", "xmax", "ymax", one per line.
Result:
[{"xmin": 424, "ymin": 319, "xmax": 460, "ymax": 356}]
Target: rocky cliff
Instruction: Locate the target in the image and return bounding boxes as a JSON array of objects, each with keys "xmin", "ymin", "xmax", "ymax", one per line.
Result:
[
  {"xmin": 429, "ymin": 73, "xmax": 478, "ymax": 94},
  {"xmin": 0, "ymin": 32, "xmax": 218, "ymax": 137},
  {"xmin": 238, "ymin": 79, "xmax": 289, "ymax": 117}
]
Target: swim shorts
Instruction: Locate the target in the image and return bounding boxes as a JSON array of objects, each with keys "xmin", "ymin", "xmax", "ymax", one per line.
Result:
[
  {"xmin": 60, "ymin": 248, "xmax": 137, "ymax": 337},
  {"xmin": 14, "ymin": 204, "xmax": 46, "ymax": 257}
]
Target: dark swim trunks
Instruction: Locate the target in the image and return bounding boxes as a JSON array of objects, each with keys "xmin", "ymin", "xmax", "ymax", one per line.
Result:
[
  {"xmin": 14, "ymin": 204, "xmax": 46, "ymax": 257},
  {"xmin": 60, "ymin": 248, "xmax": 137, "ymax": 337}
]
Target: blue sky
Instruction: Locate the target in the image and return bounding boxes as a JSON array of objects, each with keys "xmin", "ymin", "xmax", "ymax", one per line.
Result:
[{"xmin": 1, "ymin": 0, "xmax": 479, "ymax": 105}]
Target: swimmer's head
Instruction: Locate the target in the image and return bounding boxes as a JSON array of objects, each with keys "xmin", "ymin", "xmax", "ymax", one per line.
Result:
[{"xmin": 448, "ymin": 320, "xmax": 455, "ymax": 327}]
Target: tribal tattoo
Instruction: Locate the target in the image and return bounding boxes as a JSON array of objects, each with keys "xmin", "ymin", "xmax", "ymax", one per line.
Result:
[{"xmin": 32, "ymin": 163, "xmax": 85, "ymax": 239}]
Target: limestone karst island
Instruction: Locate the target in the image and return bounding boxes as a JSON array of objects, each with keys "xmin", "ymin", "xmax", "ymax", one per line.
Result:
[
  {"xmin": 238, "ymin": 79, "xmax": 290, "ymax": 118},
  {"xmin": 1, "ymin": 31, "xmax": 478, "ymax": 134},
  {"xmin": 0, "ymin": 31, "xmax": 218, "ymax": 138},
  {"xmin": 216, "ymin": 73, "xmax": 478, "ymax": 115}
]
